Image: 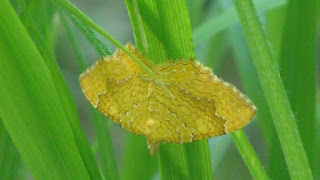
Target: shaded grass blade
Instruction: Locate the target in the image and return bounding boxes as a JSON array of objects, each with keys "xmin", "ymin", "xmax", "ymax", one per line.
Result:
[
  {"xmin": 124, "ymin": 0, "xmax": 145, "ymax": 51},
  {"xmin": 19, "ymin": 0, "xmax": 56, "ymax": 51},
  {"xmin": 16, "ymin": 1, "xmax": 103, "ymax": 179},
  {"xmin": 122, "ymin": 134, "xmax": 158, "ymax": 180},
  {"xmin": 60, "ymin": 11, "xmax": 119, "ymax": 180},
  {"xmin": 0, "ymin": 0, "xmax": 93, "ymax": 178},
  {"xmin": 0, "ymin": 119, "xmax": 21, "ymax": 180},
  {"xmin": 279, "ymin": 0, "xmax": 319, "ymax": 178},
  {"xmin": 66, "ymin": 13, "xmax": 111, "ymax": 57},
  {"xmin": 92, "ymin": 110, "xmax": 119, "ymax": 180},
  {"xmin": 232, "ymin": 0, "xmax": 313, "ymax": 179},
  {"xmin": 266, "ymin": 6, "xmax": 287, "ymax": 64},
  {"xmin": 265, "ymin": 7, "xmax": 290, "ymax": 179},
  {"xmin": 186, "ymin": 0, "xmax": 206, "ymax": 28}
]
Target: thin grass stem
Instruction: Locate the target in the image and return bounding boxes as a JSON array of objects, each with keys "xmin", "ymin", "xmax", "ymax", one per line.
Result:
[{"xmin": 232, "ymin": 0, "xmax": 313, "ymax": 179}]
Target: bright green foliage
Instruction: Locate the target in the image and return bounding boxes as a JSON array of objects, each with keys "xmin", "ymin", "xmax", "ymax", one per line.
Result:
[
  {"xmin": 0, "ymin": 0, "xmax": 100, "ymax": 179},
  {"xmin": 16, "ymin": 1, "xmax": 103, "ymax": 179}
]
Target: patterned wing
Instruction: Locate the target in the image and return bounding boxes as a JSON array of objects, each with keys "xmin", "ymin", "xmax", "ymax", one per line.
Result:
[
  {"xmin": 80, "ymin": 44, "xmax": 151, "ymax": 135},
  {"xmin": 145, "ymin": 81, "xmax": 226, "ymax": 154},
  {"xmin": 146, "ymin": 60, "xmax": 256, "ymax": 147}
]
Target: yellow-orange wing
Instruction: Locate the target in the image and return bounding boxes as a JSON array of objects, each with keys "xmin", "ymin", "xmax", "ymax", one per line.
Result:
[
  {"xmin": 144, "ymin": 60, "xmax": 256, "ymax": 154},
  {"xmin": 80, "ymin": 43, "xmax": 256, "ymax": 155},
  {"xmin": 79, "ymin": 44, "xmax": 151, "ymax": 135}
]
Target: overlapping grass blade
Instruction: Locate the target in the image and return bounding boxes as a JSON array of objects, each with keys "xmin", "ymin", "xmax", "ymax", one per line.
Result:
[
  {"xmin": 60, "ymin": 11, "xmax": 119, "ymax": 180},
  {"xmin": 232, "ymin": 0, "xmax": 313, "ymax": 179},
  {"xmin": 65, "ymin": 13, "xmax": 111, "ymax": 57},
  {"xmin": 19, "ymin": 0, "xmax": 56, "ymax": 51},
  {"xmin": 0, "ymin": 0, "xmax": 96, "ymax": 178},
  {"xmin": 16, "ymin": 1, "xmax": 103, "ymax": 179},
  {"xmin": 265, "ymin": 7, "xmax": 290, "ymax": 179},
  {"xmin": 278, "ymin": 0, "xmax": 319, "ymax": 178}
]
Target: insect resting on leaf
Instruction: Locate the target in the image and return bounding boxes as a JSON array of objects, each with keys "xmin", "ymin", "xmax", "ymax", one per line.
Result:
[{"xmin": 79, "ymin": 43, "xmax": 256, "ymax": 155}]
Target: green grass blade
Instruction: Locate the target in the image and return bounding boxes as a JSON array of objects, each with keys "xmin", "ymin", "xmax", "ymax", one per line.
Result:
[
  {"xmin": 227, "ymin": 23, "xmax": 285, "ymax": 178},
  {"xmin": 54, "ymin": 0, "xmax": 159, "ymax": 82},
  {"xmin": 0, "ymin": 0, "xmax": 93, "ymax": 178},
  {"xmin": 193, "ymin": 0, "xmax": 286, "ymax": 47},
  {"xmin": 279, "ymin": 0, "xmax": 319, "ymax": 178},
  {"xmin": 125, "ymin": 1, "xmax": 191, "ymax": 179},
  {"xmin": 265, "ymin": 6, "xmax": 289, "ymax": 179},
  {"xmin": 231, "ymin": 130, "xmax": 269, "ymax": 180},
  {"xmin": 124, "ymin": 0, "xmax": 145, "ymax": 51},
  {"xmin": 16, "ymin": 1, "xmax": 103, "ymax": 179},
  {"xmin": 186, "ymin": 0, "xmax": 206, "ymax": 27},
  {"xmin": 122, "ymin": 2, "xmax": 160, "ymax": 179},
  {"xmin": 60, "ymin": 12, "xmax": 119, "ymax": 180},
  {"xmin": 317, "ymin": 94, "xmax": 320, "ymax": 178},
  {"xmin": 227, "ymin": 25, "xmax": 274, "ymax": 148},
  {"xmin": 0, "ymin": 119, "xmax": 21, "ymax": 180},
  {"xmin": 59, "ymin": 11, "xmax": 88, "ymax": 71},
  {"xmin": 157, "ymin": 145, "xmax": 190, "ymax": 179},
  {"xmin": 132, "ymin": 0, "xmax": 195, "ymax": 63},
  {"xmin": 66, "ymin": 13, "xmax": 111, "ymax": 57},
  {"xmin": 92, "ymin": 110, "xmax": 119, "ymax": 180},
  {"xmin": 19, "ymin": 0, "xmax": 56, "ymax": 51},
  {"xmin": 127, "ymin": 1, "xmax": 212, "ymax": 179},
  {"xmin": 232, "ymin": 0, "xmax": 313, "ymax": 179},
  {"xmin": 122, "ymin": 134, "xmax": 158, "ymax": 180},
  {"xmin": 53, "ymin": 1, "xmax": 161, "ymax": 179},
  {"xmin": 266, "ymin": 6, "xmax": 287, "ymax": 64},
  {"xmin": 196, "ymin": 2, "xmax": 269, "ymax": 179}
]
